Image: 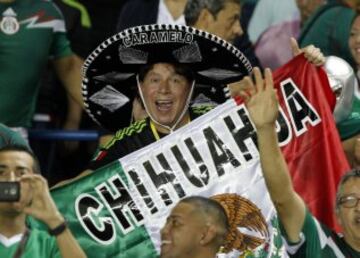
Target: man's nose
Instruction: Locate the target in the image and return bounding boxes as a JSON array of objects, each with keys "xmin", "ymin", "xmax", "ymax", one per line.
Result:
[
  {"xmin": 8, "ymin": 171, "xmax": 16, "ymax": 181},
  {"xmin": 160, "ymin": 221, "xmax": 171, "ymax": 236},
  {"xmin": 233, "ymin": 21, "xmax": 243, "ymax": 37},
  {"xmin": 158, "ymin": 80, "xmax": 171, "ymax": 93}
]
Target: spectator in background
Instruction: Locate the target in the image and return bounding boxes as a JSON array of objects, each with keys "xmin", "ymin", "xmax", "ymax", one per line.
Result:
[
  {"xmin": 116, "ymin": 0, "xmax": 188, "ymax": 32},
  {"xmin": 33, "ymin": 0, "xmax": 94, "ymax": 185},
  {"xmin": 339, "ymin": 13, "xmax": 360, "ymax": 169},
  {"xmin": 247, "ymin": 0, "xmax": 325, "ymax": 70},
  {"xmin": 184, "ymin": 0, "xmax": 243, "ymax": 44},
  {"xmin": 296, "ymin": 0, "xmax": 326, "ymax": 26},
  {"xmin": 0, "ymin": 0, "xmax": 83, "ymax": 141},
  {"xmin": 183, "ymin": 0, "xmax": 261, "ymax": 68},
  {"xmin": 299, "ymin": 0, "xmax": 358, "ymax": 69},
  {"xmin": 0, "ymin": 144, "xmax": 86, "ymax": 258},
  {"xmin": 160, "ymin": 196, "xmax": 229, "ymax": 258}
]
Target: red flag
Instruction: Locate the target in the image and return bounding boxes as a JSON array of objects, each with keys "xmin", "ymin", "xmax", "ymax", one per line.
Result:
[{"xmin": 273, "ymin": 54, "xmax": 350, "ymax": 231}]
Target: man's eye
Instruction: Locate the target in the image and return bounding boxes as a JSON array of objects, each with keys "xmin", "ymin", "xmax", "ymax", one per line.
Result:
[
  {"xmin": 150, "ymin": 78, "xmax": 160, "ymax": 83},
  {"xmin": 170, "ymin": 77, "xmax": 184, "ymax": 84},
  {"xmin": 172, "ymin": 220, "xmax": 181, "ymax": 227},
  {"xmin": 17, "ymin": 169, "xmax": 28, "ymax": 177}
]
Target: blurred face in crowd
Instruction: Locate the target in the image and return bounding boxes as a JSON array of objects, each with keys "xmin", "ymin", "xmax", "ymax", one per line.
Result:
[
  {"xmin": 336, "ymin": 177, "xmax": 360, "ymax": 251},
  {"xmin": 349, "ymin": 15, "xmax": 360, "ymax": 66},
  {"xmin": 345, "ymin": 0, "xmax": 360, "ymax": 10},
  {"xmin": 160, "ymin": 202, "xmax": 209, "ymax": 258},
  {"xmin": 139, "ymin": 63, "xmax": 192, "ymax": 130},
  {"xmin": 206, "ymin": 2, "xmax": 242, "ymax": 42},
  {"xmin": 0, "ymin": 151, "xmax": 34, "ymax": 215},
  {"xmin": 296, "ymin": 0, "xmax": 325, "ymax": 22}
]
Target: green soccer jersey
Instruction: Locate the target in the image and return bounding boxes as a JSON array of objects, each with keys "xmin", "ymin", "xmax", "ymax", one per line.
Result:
[
  {"xmin": 337, "ymin": 94, "xmax": 360, "ymax": 140},
  {"xmin": 281, "ymin": 209, "xmax": 360, "ymax": 258},
  {"xmin": 0, "ymin": 0, "xmax": 72, "ymax": 127},
  {"xmin": 0, "ymin": 228, "xmax": 60, "ymax": 258}
]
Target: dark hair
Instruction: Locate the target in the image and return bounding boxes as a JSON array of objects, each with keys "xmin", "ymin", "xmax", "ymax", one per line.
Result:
[
  {"xmin": 184, "ymin": 0, "xmax": 242, "ymax": 26},
  {"xmin": 336, "ymin": 169, "xmax": 360, "ymax": 208},
  {"xmin": 0, "ymin": 145, "xmax": 41, "ymax": 174},
  {"xmin": 137, "ymin": 63, "xmax": 195, "ymax": 83},
  {"xmin": 180, "ymin": 195, "xmax": 229, "ymax": 247}
]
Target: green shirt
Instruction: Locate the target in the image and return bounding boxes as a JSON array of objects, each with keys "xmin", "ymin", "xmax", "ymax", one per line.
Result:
[
  {"xmin": 0, "ymin": 0, "xmax": 72, "ymax": 127},
  {"xmin": 337, "ymin": 95, "xmax": 360, "ymax": 140},
  {"xmin": 281, "ymin": 209, "xmax": 360, "ymax": 258},
  {"xmin": 0, "ymin": 228, "xmax": 60, "ymax": 258},
  {"xmin": 299, "ymin": 3, "xmax": 356, "ymax": 69}
]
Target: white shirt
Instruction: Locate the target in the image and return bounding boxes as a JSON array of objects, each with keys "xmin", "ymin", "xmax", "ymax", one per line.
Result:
[{"xmin": 157, "ymin": 0, "xmax": 186, "ymax": 25}]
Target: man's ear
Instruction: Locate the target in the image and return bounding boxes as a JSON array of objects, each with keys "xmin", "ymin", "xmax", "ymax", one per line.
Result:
[
  {"xmin": 199, "ymin": 224, "xmax": 217, "ymax": 245},
  {"xmin": 335, "ymin": 208, "xmax": 343, "ymax": 227},
  {"xmin": 194, "ymin": 9, "xmax": 213, "ymax": 30}
]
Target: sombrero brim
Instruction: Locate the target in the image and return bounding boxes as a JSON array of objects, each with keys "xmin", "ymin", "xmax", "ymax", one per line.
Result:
[{"xmin": 82, "ymin": 24, "xmax": 252, "ymax": 132}]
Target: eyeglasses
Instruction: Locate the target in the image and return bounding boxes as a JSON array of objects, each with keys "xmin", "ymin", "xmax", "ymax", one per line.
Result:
[{"xmin": 338, "ymin": 195, "xmax": 360, "ymax": 208}]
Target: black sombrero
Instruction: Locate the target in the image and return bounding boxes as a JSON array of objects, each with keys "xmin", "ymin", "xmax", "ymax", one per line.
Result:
[{"xmin": 82, "ymin": 24, "xmax": 252, "ymax": 132}]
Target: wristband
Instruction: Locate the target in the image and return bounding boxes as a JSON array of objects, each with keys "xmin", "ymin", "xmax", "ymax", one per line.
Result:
[{"xmin": 48, "ymin": 221, "xmax": 67, "ymax": 236}]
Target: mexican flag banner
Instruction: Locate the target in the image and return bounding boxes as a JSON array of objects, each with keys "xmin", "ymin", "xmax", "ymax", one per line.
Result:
[{"xmin": 48, "ymin": 55, "xmax": 349, "ymax": 258}]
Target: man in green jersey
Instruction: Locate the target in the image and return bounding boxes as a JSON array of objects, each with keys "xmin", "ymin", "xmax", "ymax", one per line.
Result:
[
  {"xmin": 240, "ymin": 67, "xmax": 360, "ymax": 257},
  {"xmin": 0, "ymin": 0, "xmax": 83, "ymax": 138},
  {"xmin": 0, "ymin": 144, "xmax": 86, "ymax": 258}
]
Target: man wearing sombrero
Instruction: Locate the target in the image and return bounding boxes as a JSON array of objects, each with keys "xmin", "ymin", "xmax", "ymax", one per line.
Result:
[{"xmin": 82, "ymin": 24, "xmax": 324, "ymax": 170}]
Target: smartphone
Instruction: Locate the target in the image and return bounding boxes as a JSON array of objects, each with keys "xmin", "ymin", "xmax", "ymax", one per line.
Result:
[{"xmin": 0, "ymin": 182, "xmax": 20, "ymax": 202}]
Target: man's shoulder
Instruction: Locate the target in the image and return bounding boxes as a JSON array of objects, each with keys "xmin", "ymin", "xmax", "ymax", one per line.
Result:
[
  {"xmin": 28, "ymin": 0, "xmax": 65, "ymax": 18},
  {"xmin": 103, "ymin": 118, "xmax": 150, "ymax": 150},
  {"xmin": 90, "ymin": 118, "xmax": 154, "ymax": 170}
]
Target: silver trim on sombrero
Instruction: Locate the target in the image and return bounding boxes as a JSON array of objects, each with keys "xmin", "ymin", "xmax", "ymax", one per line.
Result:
[
  {"xmin": 81, "ymin": 24, "xmax": 253, "ymax": 129},
  {"xmin": 119, "ymin": 47, "xmax": 148, "ymax": 64},
  {"xmin": 197, "ymin": 68, "xmax": 243, "ymax": 81},
  {"xmin": 172, "ymin": 42, "xmax": 202, "ymax": 63},
  {"xmin": 94, "ymin": 72, "xmax": 135, "ymax": 83},
  {"xmin": 89, "ymin": 85, "xmax": 130, "ymax": 113}
]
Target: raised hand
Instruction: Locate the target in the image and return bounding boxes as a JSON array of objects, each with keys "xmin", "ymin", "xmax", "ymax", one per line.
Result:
[
  {"xmin": 20, "ymin": 174, "xmax": 64, "ymax": 228},
  {"xmin": 290, "ymin": 37, "xmax": 325, "ymax": 66},
  {"xmin": 239, "ymin": 67, "xmax": 279, "ymax": 130}
]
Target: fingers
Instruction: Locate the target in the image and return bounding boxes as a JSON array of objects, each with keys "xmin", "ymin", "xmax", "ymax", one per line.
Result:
[
  {"xmin": 355, "ymin": 138, "xmax": 360, "ymax": 163},
  {"xmin": 228, "ymin": 79, "xmax": 254, "ymax": 98},
  {"xmin": 264, "ymin": 68, "xmax": 273, "ymax": 90},
  {"xmin": 290, "ymin": 37, "xmax": 302, "ymax": 56},
  {"xmin": 253, "ymin": 67, "xmax": 264, "ymax": 92},
  {"xmin": 20, "ymin": 174, "xmax": 48, "ymax": 192},
  {"xmin": 290, "ymin": 37, "xmax": 325, "ymax": 66},
  {"xmin": 303, "ymin": 45, "xmax": 325, "ymax": 66}
]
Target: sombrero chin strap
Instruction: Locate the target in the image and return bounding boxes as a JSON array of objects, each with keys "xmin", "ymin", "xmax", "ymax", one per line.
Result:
[{"xmin": 136, "ymin": 75, "xmax": 195, "ymax": 134}]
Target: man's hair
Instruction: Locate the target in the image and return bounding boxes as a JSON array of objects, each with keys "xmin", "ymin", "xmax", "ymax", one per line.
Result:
[
  {"xmin": 180, "ymin": 196, "xmax": 229, "ymax": 248},
  {"xmin": 138, "ymin": 63, "xmax": 195, "ymax": 83},
  {"xmin": 336, "ymin": 169, "xmax": 360, "ymax": 209},
  {"xmin": 184, "ymin": 0, "xmax": 242, "ymax": 26},
  {"xmin": 0, "ymin": 144, "xmax": 41, "ymax": 174}
]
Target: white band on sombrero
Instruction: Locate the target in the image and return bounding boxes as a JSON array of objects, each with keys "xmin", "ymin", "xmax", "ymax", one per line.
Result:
[{"xmin": 82, "ymin": 24, "xmax": 252, "ymax": 132}]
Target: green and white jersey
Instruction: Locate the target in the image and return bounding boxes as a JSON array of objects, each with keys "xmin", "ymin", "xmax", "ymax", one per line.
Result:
[
  {"xmin": 281, "ymin": 209, "xmax": 360, "ymax": 258},
  {"xmin": 0, "ymin": 0, "xmax": 72, "ymax": 127},
  {"xmin": 0, "ymin": 228, "xmax": 60, "ymax": 258}
]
